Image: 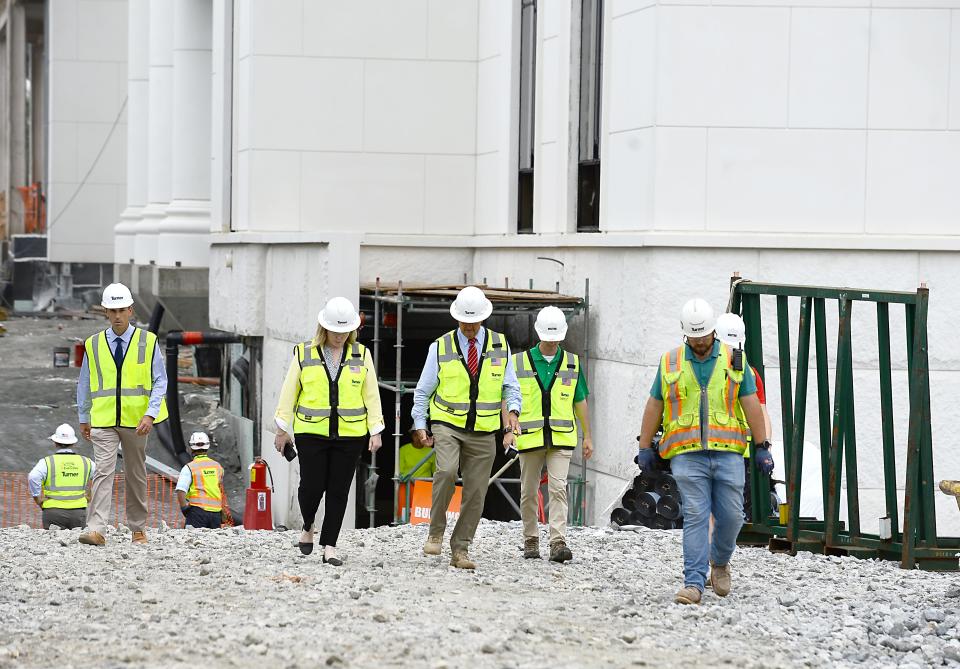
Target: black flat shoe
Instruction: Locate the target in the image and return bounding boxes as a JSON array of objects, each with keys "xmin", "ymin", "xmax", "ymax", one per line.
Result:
[
  {"xmin": 322, "ymin": 555, "xmax": 343, "ymax": 566},
  {"xmin": 298, "ymin": 542, "xmax": 314, "ymax": 555}
]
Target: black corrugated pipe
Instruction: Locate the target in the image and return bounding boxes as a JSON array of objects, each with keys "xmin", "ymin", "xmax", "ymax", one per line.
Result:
[
  {"xmin": 148, "ymin": 302, "xmax": 165, "ymax": 334},
  {"xmin": 166, "ymin": 331, "xmax": 243, "ymax": 464}
]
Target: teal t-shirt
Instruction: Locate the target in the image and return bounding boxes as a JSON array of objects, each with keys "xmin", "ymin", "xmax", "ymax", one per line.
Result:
[
  {"xmin": 649, "ymin": 340, "xmax": 756, "ymax": 400},
  {"xmin": 527, "ymin": 346, "xmax": 589, "ymax": 403}
]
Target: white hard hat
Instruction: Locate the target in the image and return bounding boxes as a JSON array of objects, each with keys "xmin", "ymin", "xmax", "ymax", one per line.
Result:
[
  {"xmin": 101, "ymin": 283, "xmax": 134, "ymax": 309},
  {"xmin": 715, "ymin": 312, "xmax": 746, "ymax": 347},
  {"xmin": 50, "ymin": 424, "xmax": 78, "ymax": 445},
  {"xmin": 188, "ymin": 432, "xmax": 211, "ymax": 450},
  {"xmin": 680, "ymin": 298, "xmax": 716, "ymax": 338},
  {"xmin": 449, "ymin": 286, "xmax": 493, "ymax": 323},
  {"xmin": 534, "ymin": 306, "xmax": 568, "ymax": 342},
  {"xmin": 318, "ymin": 297, "xmax": 361, "ymax": 333}
]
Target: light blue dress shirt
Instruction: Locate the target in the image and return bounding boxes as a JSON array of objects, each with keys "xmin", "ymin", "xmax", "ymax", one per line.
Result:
[
  {"xmin": 412, "ymin": 326, "xmax": 521, "ymax": 431},
  {"xmin": 76, "ymin": 325, "xmax": 168, "ymax": 424}
]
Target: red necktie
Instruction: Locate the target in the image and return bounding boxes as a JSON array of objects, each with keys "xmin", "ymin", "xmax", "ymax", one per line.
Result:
[{"xmin": 467, "ymin": 338, "xmax": 478, "ymax": 377}]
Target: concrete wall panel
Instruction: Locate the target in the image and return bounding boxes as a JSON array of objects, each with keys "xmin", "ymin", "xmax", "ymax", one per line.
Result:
[
  {"xmin": 428, "ymin": 0, "xmax": 479, "ymax": 61},
  {"xmin": 425, "ymin": 155, "xmax": 476, "ymax": 235},
  {"xmin": 302, "ymin": 0, "xmax": 429, "ymax": 59},
  {"xmin": 359, "ymin": 246, "xmax": 473, "ymax": 285},
  {"xmin": 653, "ymin": 127, "xmax": 706, "ymax": 230},
  {"xmin": 208, "ymin": 244, "xmax": 267, "ymax": 334},
  {"xmin": 603, "ymin": 128, "xmax": 654, "ymax": 231},
  {"xmin": 607, "ymin": 7, "xmax": 656, "ymax": 133},
  {"xmin": 264, "ymin": 244, "xmax": 331, "ymax": 344}
]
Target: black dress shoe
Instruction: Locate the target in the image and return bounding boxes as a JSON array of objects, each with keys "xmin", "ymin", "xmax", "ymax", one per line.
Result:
[
  {"xmin": 322, "ymin": 555, "xmax": 343, "ymax": 566},
  {"xmin": 298, "ymin": 542, "xmax": 314, "ymax": 556}
]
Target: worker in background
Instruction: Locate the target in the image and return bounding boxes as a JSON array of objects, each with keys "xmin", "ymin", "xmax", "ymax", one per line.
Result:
[
  {"xmin": 714, "ymin": 312, "xmax": 773, "ymax": 521},
  {"xmin": 412, "ymin": 286, "xmax": 521, "ymax": 569},
  {"xmin": 28, "ymin": 424, "xmax": 95, "ymax": 529},
  {"xmin": 399, "ymin": 437, "xmax": 435, "ymax": 480},
  {"xmin": 77, "ymin": 283, "xmax": 168, "ymax": 547},
  {"xmin": 176, "ymin": 432, "xmax": 225, "ymax": 529},
  {"xmin": 635, "ymin": 298, "xmax": 774, "ymax": 605},
  {"xmin": 274, "ymin": 297, "xmax": 384, "ymax": 564},
  {"xmin": 513, "ymin": 306, "xmax": 593, "ymax": 563}
]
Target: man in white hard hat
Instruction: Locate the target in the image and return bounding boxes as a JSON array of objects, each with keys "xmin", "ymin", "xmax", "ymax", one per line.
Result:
[
  {"xmin": 635, "ymin": 298, "xmax": 773, "ymax": 604},
  {"xmin": 715, "ymin": 312, "xmax": 774, "ymax": 521},
  {"xmin": 27, "ymin": 424, "xmax": 96, "ymax": 529},
  {"xmin": 175, "ymin": 432, "xmax": 226, "ymax": 529},
  {"xmin": 513, "ymin": 306, "xmax": 593, "ymax": 563},
  {"xmin": 76, "ymin": 283, "xmax": 168, "ymax": 546},
  {"xmin": 412, "ymin": 286, "xmax": 521, "ymax": 569}
]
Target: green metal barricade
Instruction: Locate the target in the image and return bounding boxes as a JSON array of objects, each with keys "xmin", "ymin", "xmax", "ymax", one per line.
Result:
[{"xmin": 730, "ymin": 278, "xmax": 957, "ymax": 571}]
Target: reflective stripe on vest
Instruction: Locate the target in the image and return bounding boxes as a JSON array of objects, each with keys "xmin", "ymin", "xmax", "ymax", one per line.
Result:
[
  {"xmin": 42, "ymin": 453, "xmax": 91, "ymax": 509},
  {"xmin": 86, "ymin": 328, "xmax": 169, "ymax": 428},
  {"xmin": 515, "ymin": 349, "xmax": 579, "ymax": 451},
  {"xmin": 429, "ymin": 329, "xmax": 507, "ymax": 432},
  {"xmin": 186, "ymin": 455, "xmax": 224, "ymax": 512},
  {"xmin": 658, "ymin": 343, "xmax": 747, "ymax": 459},
  {"xmin": 293, "ymin": 342, "xmax": 368, "ymax": 438}
]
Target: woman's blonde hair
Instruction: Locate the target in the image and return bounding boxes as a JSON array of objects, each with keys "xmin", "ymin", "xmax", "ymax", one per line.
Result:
[{"xmin": 311, "ymin": 324, "xmax": 357, "ymax": 348}]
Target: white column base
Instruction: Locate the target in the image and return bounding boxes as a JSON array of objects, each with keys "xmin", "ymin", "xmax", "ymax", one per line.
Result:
[
  {"xmin": 114, "ymin": 206, "xmax": 143, "ymax": 264},
  {"xmin": 157, "ymin": 198, "xmax": 211, "ymax": 267},
  {"xmin": 135, "ymin": 202, "xmax": 166, "ymax": 265}
]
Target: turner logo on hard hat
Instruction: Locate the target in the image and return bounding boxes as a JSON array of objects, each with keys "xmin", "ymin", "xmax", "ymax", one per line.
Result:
[
  {"xmin": 534, "ymin": 306, "xmax": 567, "ymax": 341},
  {"xmin": 450, "ymin": 286, "xmax": 493, "ymax": 323},
  {"xmin": 318, "ymin": 297, "xmax": 361, "ymax": 333},
  {"xmin": 100, "ymin": 283, "xmax": 134, "ymax": 309},
  {"xmin": 680, "ymin": 298, "xmax": 716, "ymax": 338}
]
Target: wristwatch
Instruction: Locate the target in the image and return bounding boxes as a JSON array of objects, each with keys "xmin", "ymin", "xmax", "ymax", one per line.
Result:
[
  {"xmin": 757, "ymin": 440, "xmax": 773, "ymax": 450},
  {"xmin": 509, "ymin": 409, "xmax": 520, "ymax": 417}
]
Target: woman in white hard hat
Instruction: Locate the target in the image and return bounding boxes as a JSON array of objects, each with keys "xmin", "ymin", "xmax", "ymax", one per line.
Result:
[
  {"xmin": 28, "ymin": 424, "xmax": 96, "ymax": 529},
  {"xmin": 274, "ymin": 297, "xmax": 384, "ymax": 564},
  {"xmin": 715, "ymin": 312, "xmax": 773, "ymax": 521}
]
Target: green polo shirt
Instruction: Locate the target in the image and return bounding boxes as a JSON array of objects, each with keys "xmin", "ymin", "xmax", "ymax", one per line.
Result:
[
  {"xmin": 649, "ymin": 340, "xmax": 756, "ymax": 399},
  {"xmin": 527, "ymin": 346, "xmax": 589, "ymax": 403}
]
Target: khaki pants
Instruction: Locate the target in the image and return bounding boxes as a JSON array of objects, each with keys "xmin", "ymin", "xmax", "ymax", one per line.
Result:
[
  {"xmin": 519, "ymin": 448, "xmax": 572, "ymax": 544},
  {"xmin": 86, "ymin": 427, "xmax": 148, "ymax": 533},
  {"xmin": 428, "ymin": 424, "xmax": 496, "ymax": 554}
]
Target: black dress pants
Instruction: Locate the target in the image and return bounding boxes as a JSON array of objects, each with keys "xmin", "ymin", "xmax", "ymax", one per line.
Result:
[{"xmin": 295, "ymin": 434, "xmax": 365, "ymax": 547}]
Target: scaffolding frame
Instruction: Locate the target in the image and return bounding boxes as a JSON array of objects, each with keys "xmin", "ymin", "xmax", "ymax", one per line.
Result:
[{"xmin": 362, "ymin": 277, "xmax": 591, "ymax": 527}]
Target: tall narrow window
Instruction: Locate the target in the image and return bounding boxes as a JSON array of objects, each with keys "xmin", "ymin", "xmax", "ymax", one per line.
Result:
[
  {"xmin": 577, "ymin": 0, "xmax": 602, "ymax": 232},
  {"xmin": 517, "ymin": 0, "xmax": 536, "ymax": 234}
]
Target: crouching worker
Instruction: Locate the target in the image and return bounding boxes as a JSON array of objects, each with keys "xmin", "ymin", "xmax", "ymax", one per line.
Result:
[
  {"xmin": 176, "ymin": 432, "xmax": 225, "ymax": 529},
  {"xmin": 28, "ymin": 424, "xmax": 95, "ymax": 529}
]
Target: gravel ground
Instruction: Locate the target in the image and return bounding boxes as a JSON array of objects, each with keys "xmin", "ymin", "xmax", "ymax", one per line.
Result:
[{"xmin": 2, "ymin": 521, "xmax": 960, "ymax": 669}]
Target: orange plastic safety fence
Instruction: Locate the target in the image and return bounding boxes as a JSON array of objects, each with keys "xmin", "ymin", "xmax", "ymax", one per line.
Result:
[{"xmin": 0, "ymin": 472, "xmax": 184, "ymax": 529}]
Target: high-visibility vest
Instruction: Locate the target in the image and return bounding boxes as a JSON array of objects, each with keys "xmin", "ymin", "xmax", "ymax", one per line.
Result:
[
  {"xmin": 658, "ymin": 343, "xmax": 748, "ymax": 459},
  {"xmin": 292, "ymin": 342, "xmax": 369, "ymax": 438},
  {"xmin": 514, "ymin": 349, "xmax": 579, "ymax": 451},
  {"xmin": 186, "ymin": 454, "xmax": 224, "ymax": 512},
  {"xmin": 429, "ymin": 329, "xmax": 508, "ymax": 433},
  {"xmin": 85, "ymin": 328, "xmax": 169, "ymax": 428},
  {"xmin": 399, "ymin": 442, "xmax": 435, "ymax": 480},
  {"xmin": 41, "ymin": 452, "xmax": 91, "ymax": 509}
]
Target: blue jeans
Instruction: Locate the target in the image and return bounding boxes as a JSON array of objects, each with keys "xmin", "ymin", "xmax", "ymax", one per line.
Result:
[{"xmin": 671, "ymin": 450, "xmax": 745, "ymax": 592}]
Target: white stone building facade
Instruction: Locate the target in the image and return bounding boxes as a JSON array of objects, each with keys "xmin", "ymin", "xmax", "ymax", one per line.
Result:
[{"xmin": 50, "ymin": 0, "xmax": 960, "ymax": 533}]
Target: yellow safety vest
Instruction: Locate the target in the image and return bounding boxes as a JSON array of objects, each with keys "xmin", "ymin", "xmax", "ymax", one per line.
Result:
[
  {"xmin": 429, "ymin": 329, "xmax": 508, "ymax": 433},
  {"xmin": 399, "ymin": 442, "xmax": 435, "ymax": 480},
  {"xmin": 41, "ymin": 452, "xmax": 91, "ymax": 509},
  {"xmin": 658, "ymin": 343, "xmax": 748, "ymax": 459},
  {"xmin": 293, "ymin": 342, "xmax": 369, "ymax": 438},
  {"xmin": 514, "ymin": 349, "xmax": 579, "ymax": 451},
  {"xmin": 186, "ymin": 454, "xmax": 224, "ymax": 512},
  {"xmin": 85, "ymin": 328, "xmax": 169, "ymax": 428}
]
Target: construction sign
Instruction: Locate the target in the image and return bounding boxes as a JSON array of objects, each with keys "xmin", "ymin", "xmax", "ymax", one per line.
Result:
[{"xmin": 399, "ymin": 481, "xmax": 462, "ymax": 525}]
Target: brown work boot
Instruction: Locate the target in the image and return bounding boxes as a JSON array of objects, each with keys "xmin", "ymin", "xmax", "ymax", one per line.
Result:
[
  {"xmin": 450, "ymin": 551, "xmax": 476, "ymax": 570},
  {"xmin": 523, "ymin": 537, "xmax": 540, "ymax": 559},
  {"xmin": 131, "ymin": 531, "xmax": 148, "ymax": 545},
  {"xmin": 709, "ymin": 562, "xmax": 731, "ymax": 597},
  {"xmin": 675, "ymin": 586, "xmax": 702, "ymax": 605},
  {"xmin": 549, "ymin": 540, "xmax": 573, "ymax": 563},
  {"xmin": 423, "ymin": 535, "xmax": 442, "ymax": 556},
  {"xmin": 78, "ymin": 531, "xmax": 105, "ymax": 546}
]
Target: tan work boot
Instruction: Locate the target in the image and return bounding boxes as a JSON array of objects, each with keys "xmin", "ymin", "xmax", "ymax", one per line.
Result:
[
  {"xmin": 450, "ymin": 552, "xmax": 476, "ymax": 570},
  {"xmin": 78, "ymin": 531, "xmax": 105, "ymax": 546},
  {"xmin": 423, "ymin": 535, "xmax": 442, "ymax": 556},
  {"xmin": 523, "ymin": 537, "xmax": 540, "ymax": 559},
  {"xmin": 709, "ymin": 562, "xmax": 731, "ymax": 597},
  {"xmin": 549, "ymin": 540, "xmax": 573, "ymax": 563},
  {"xmin": 675, "ymin": 586, "xmax": 702, "ymax": 605},
  {"xmin": 131, "ymin": 531, "xmax": 148, "ymax": 545}
]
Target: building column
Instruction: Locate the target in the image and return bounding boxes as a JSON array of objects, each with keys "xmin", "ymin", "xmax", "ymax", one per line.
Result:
[
  {"xmin": 135, "ymin": 0, "xmax": 174, "ymax": 265},
  {"xmin": 159, "ymin": 0, "xmax": 212, "ymax": 267},
  {"xmin": 115, "ymin": 0, "xmax": 150, "ymax": 265}
]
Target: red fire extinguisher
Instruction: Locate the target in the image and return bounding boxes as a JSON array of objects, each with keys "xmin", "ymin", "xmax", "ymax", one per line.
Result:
[{"xmin": 243, "ymin": 457, "xmax": 274, "ymax": 530}]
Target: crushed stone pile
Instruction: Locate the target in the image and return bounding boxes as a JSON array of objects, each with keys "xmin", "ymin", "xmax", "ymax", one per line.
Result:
[{"xmin": 1, "ymin": 521, "xmax": 960, "ymax": 668}]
